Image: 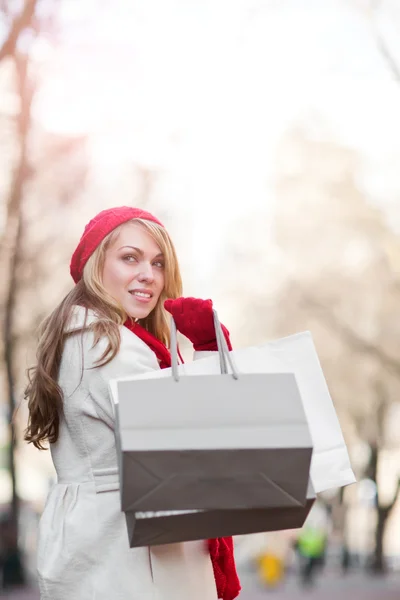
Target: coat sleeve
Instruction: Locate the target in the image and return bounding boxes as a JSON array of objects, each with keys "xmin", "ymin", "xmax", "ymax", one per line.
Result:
[{"xmin": 83, "ymin": 327, "xmax": 160, "ymax": 429}]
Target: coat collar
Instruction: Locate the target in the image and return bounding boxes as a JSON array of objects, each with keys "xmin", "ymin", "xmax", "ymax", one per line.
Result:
[
  {"xmin": 66, "ymin": 305, "xmax": 99, "ymax": 333},
  {"xmin": 65, "ymin": 305, "xmax": 173, "ymax": 370}
]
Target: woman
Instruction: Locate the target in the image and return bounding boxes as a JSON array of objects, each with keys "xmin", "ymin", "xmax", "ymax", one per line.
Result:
[{"xmin": 24, "ymin": 206, "xmax": 241, "ymax": 600}]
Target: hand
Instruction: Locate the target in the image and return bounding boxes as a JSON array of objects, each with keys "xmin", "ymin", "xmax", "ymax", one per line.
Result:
[{"xmin": 164, "ymin": 297, "xmax": 232, "ymax": 351}]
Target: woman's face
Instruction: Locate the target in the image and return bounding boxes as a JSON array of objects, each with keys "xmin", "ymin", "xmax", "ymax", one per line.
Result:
[{"xmin": 102, "ymin": 222, "xmax": 165, "ymax": 319}]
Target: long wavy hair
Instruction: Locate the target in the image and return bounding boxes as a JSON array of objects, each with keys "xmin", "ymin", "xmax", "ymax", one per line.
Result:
[{"xmin": 24, "ymin": 218, "xmax": 182, "ymax": 450}]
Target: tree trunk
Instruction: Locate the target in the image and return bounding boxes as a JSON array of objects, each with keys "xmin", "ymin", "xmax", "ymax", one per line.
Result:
[
  {"xmin": 363, "ymin": 443, "xmax": 400, "ymax": 575},
  {"xmin": 2, "ymin": 152, "xmax": 27, "ymax": 588},
  {"xmin": 370, "ymin": 506, "xmax": 389, "ymax": 574},
  {"xmin": 4, "ymin": 207, "xmax": 23, "ymax": 524},
  {"xmin": 1, "ymin": 53, "xmax": 33, "ymax": 588}
]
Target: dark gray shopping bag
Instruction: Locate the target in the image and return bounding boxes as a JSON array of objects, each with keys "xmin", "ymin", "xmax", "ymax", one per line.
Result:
[
  {"xmin": 111, "ymin": 311, "xmax": 313, "ymax": 513},
  {"xmin": 124, "ymin": 482, "xmax": 315, "ymax": 547}
]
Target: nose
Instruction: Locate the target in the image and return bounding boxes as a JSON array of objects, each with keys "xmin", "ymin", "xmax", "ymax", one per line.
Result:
[{"xmin": 137, "ymin": 263, "xmax": 155, "ymax": 283}]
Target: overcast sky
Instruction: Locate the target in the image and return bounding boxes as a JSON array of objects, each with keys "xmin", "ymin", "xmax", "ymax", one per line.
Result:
[
  {"xmin": 31, "ymin": 1, "xmax": 400, "ymax": 216},
  {"xmin": 9, "ymin": 0, "xmax": 400, "ymax": 278}
]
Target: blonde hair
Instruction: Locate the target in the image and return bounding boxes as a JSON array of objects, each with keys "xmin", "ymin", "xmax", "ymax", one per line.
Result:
[{"xmin": 24, "ymin": 218, "xmax": 182, "ymax": 450}]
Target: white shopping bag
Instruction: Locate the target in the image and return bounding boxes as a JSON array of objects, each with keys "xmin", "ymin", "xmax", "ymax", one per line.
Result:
[
  {"xmin": 257, "ymin": 332, "xmax": 356, "ymax": 492},
  {"xmin": 111, "ymin": 311, "xmax": 313, "ymax": 514},
  {"xmin": 117, "ymin": 325, "xmax": 355, "ymax": 494}
]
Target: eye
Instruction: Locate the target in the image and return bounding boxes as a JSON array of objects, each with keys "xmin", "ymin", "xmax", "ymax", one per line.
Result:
[
  {"xmin": 123, "ymin": 254, "xmax": 138, "ymax": 263},
  {"xmin": 153, "ymin": 260, "xmax": 165, "ymax": 269}
]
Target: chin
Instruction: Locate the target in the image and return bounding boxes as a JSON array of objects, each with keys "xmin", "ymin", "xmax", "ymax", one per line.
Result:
[{"xmin": 125, "ymin": 303, "xmax": 155, "ymax": 321}]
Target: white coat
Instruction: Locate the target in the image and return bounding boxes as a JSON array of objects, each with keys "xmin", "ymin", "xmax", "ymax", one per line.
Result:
[{"xmin": 37, "ymin": 305, "xmax": 218, "ymax": 600}]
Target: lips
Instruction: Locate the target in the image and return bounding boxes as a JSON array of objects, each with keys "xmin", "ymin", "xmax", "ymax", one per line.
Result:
[{"xmin": 129, "ymin": 289, "xmax": 153, "ymax": 302}]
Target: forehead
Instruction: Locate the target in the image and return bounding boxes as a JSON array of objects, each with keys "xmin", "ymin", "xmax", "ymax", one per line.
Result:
[{"xmin": 111, "ymin": 222, "xmax": 162, "ymax": 253}]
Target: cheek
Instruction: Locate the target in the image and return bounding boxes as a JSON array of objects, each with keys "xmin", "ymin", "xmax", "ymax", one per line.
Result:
[
  {"xmin": 103, "ymin": 260, "xmax": 130, "ymax": 290},
  {"xmin": 155, "ymin": 271, "xmax": 165, "ymax": 295}
]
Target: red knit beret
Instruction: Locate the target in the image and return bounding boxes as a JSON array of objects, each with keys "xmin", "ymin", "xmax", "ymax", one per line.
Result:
[{"xmin": 70, "ymin": 206, "xmax": 164, "ymax": 283}]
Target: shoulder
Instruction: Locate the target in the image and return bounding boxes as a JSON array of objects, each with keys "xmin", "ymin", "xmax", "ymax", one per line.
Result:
[
  {"xmin": 65, "ymin": 305, "xmax": 102, "ymax": 333},
  {"xmin": 63, "ymin": 305, "xmax": 160, "ymax": 379}
]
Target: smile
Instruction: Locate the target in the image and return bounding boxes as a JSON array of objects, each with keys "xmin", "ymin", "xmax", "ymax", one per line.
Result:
[{"xmin": 129, "ymin": 290, "xmax": 153, "ymax": 302}]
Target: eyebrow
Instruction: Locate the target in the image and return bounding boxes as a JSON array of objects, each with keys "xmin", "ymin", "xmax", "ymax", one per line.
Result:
[{"xmin": 118, "ymin": 246, "xmax": 164, "ymax": 258}]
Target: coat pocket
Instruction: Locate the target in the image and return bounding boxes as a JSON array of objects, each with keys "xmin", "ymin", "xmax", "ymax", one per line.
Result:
[{"xmin": 37, "ymin": 483, "xmax": 97, "ymax": 586}]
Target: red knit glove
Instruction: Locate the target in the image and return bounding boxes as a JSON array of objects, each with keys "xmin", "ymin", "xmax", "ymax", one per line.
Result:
[{"xmin": 164, "ymin": 297, "xmax": 232, "ymax": 351}]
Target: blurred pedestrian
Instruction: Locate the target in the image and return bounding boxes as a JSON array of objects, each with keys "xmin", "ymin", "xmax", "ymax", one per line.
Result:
[
  {"xmin": 254, "ymin": 531, "xmax": 292, "ymax": 588},
  {"xmin": 23, "ymin": 207, "xmax": 240, "ymax": 600},
  {"xmin": 258, "ymin": 553, "xmax": 284, "ymax": 588},
  {"xmin": 295, "ymin": 524, "xmax": 327, "ymax": 587}
]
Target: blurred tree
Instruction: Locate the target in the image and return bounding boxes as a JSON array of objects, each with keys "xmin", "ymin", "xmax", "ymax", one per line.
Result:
[
  {"xmin": 0, "ymin": 1, "xmax": 87, "ymax": 585},
  {"xmin": 0, "ymin": 2, "xmax": 41, "ymax": 586},
  {"xmin": 270, "ymin": 126, "xmax": 400, "ymax": 573}
]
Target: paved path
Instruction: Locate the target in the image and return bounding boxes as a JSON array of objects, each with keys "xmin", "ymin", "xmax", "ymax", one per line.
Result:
[
  {"xmin": 1, "ymin": 571, "xmax": 399, "ymax": 600},
  {"xmin": 0, "ymin": 589, "xmax": 39, "ymax": 600},
  {"xmin": 239, "ymin": 568, "xmax": 400, "ymax": 600}
]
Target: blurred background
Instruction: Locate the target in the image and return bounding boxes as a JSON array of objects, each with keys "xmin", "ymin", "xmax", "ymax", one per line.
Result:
[{"xmin": 1, "ymin": 0, "xmax": 400, "ymax": 598}]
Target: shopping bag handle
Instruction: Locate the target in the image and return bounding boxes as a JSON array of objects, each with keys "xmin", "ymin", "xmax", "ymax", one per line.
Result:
[{"xmin": 170, "ymin": 309, "xmax": 239, "ymax": 382}]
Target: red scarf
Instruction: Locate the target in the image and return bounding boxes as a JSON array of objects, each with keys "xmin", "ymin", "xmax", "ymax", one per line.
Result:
[{"xmin": 124, "ymin": 320, "xmax": 241, "ymax": 600}]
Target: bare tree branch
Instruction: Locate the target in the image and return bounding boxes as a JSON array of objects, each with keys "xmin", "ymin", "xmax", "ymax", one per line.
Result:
[
  {"xmin": 298, "ymin": 292, "xmax": 400, "ymax": 376},
  {"xmin": 362, "ymin": 0, "xmax": 400, "ymax": 83},
  {"xmin": 0, "ymin": 0, "xmax": 38, "ymax": 62},
  {"xmin": 374, "ymin": 29, "xmax": 400, "ymax": 83}
]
